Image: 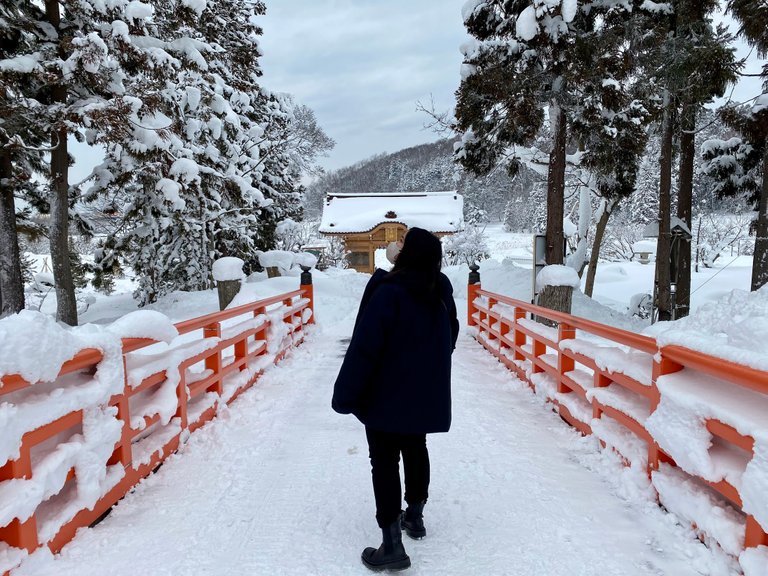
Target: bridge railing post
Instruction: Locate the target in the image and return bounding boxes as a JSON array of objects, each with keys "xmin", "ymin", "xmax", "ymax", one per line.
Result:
[
  {"xmin": 300, "ymin": 266, "xmax": 315, "ymax": 325},
  {"xmin": 467, "ymin": 263, "xmax": 480, "ymax": 328}
]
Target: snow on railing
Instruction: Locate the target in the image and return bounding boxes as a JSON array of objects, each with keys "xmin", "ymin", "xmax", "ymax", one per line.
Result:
[
  {"xmin": 0, "ymin": 279, "xmax": 314, "ymax": 575},
  {"xmin": 467, "ymin": 270, "xmax": 768, "ymax": 574}
]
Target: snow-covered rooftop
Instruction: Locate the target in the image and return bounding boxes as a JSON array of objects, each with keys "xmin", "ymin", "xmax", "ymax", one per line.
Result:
[{"xmin": 318, "ymin": 191, "xmax": 464, "ymax": 235}]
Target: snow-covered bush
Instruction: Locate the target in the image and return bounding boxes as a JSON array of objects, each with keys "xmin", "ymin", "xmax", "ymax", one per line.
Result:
[
  {"xmin": 603, "ymin": 223, "xmax": 644, "ymax": 261},
  {"xmin": 443, "ymin": 226, "xmax": 490, "ymax": 266},
  {"xmin": 693, "ymin": 211, "xmax": 753, "ymax": 270},
  {"xmin": 275, "ymin": 219, "xmax": 319, "ymax": 252},
  {"xmin": 317, "ymin": 237, "xmax": 348, "ymax": 270}
]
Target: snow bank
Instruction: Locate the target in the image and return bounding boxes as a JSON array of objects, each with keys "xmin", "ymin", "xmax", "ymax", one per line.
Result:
[
  {"xmin": 106, "ymin": 310, "xmax": 178, "ymax": 342},
  {"xmin": 212, "ymin": 257, "xmax": 245, "ymax": 282},
  {"xmin": 645, "ymin": 286, "xmax": 768, "ymax": 371},
  {"xmin": 256, "ymin": 250, "xmax": 317, "ymax": 273},
  {"xmin": 536, "ymin": 264, "xmax": 581, "ymax": 291}
]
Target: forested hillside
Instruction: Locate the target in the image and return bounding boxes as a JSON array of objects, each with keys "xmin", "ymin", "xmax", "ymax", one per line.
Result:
[
  {"xmin": 306, "ymin": 108, "xmax": 746, "ymax": 236},
  {"xmin": 304, "ymin": 138, "xmax": 541, "ymax": 225}
]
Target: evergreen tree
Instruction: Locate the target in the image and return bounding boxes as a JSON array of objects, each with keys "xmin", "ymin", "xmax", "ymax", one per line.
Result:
[
  {"xmin": 641, "ymin": 0, "xmax": 738, "ymax": 320},
  {"xmin": 88, "ymin": 0, "xmax": 307, "ymax": 304},
  {"xmin": 0, "ymin": 1, "xmax": 50, "ymax": 315},
  {"xmin": 457, "ymin": 0, "xmax": 656, "ymax": 307},
  {"xmin": 701, "ymin": 0, "xmax": 768, "ymax": 291},
  {"xmin": 3, "ymin": 0, "xmax": 163, "ymax": 323}
]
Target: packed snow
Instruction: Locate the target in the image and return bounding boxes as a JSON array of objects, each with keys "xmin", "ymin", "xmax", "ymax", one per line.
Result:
[
  {"xmin": 536, "ymin": 264, "xmax": 581, "ymax": 291},
  {"xmin": 1, "ymin": 269, "xmax": 755, "ymax": 575},
  {"xmin": 211, "ymin": 257, "xmax": 245, "ymax": 282},
  {"xmin": 2, "ymin": 225, "xmax": 767, "ymax": 575}
]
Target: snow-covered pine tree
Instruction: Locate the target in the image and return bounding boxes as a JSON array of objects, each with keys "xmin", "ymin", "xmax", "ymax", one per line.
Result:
[
  {"xmin": 89, "ymin": 0, "xmax": 307, "ymax": 303},
  {"xmin": 0, "ymin": 1, "xmax": 50, "ymax": 315},
  {"xmin": 2, "ymin": 0, "xmax": 163, "ymax": 323},
  {"xmin": 702, "ymin": 102, "xmax": 768, "ymax": 290},
  {"xmin": 700, "ymin": 0, "xmax": 768, "ymax": 291},
  {"xmin": 671, "ymin": 0, "xmax": 738, "ymax": 317},
  {"xmin": 457, "ymin": 0, "xmax": 572, "ymax": 266},
  {"xmin": 638, "ymin": 0, "xmax": 738, "ymax": 319},
  {"xmin": 567, "ymin": 3, "xmax": 658, "ymax": 291},
  {"xmin": 457, "ymin": 1, "xmax": 657, "ymax": 277}
]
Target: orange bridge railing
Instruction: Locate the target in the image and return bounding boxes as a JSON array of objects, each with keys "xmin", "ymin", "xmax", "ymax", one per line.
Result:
[
  {"xmin": 0, "ymin": 278, "xmax": 314, "ymax": 575},
  {"xmin": 467, "ymin": 267, "xmax": 768, "ymax": 567}
]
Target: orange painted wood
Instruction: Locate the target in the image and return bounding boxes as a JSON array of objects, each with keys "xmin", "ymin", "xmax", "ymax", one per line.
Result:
[
  {"xmin": 515, "ymin": 322, "xmax": 558, "ymax": 351},
  {"xmin": 0, "ymin": 374, "xmax": 32, "ymax": 395},
  {"xmin": 662, "ymin": 344, "xmax": 768, "ymax": 395},
  {"xmin": 601, "ymin": 369, "xmax": 656, "ymax": 401},
  {"xmin": 0, "ymin": 447, "xmax": 31, "ymax": 481},
  {"xmin": 590, "ymin": 400, "xmax": 653, "ymax": 445},
  {"xmin": 559, "ymin": 404, "xmax": 592, "ymax": 436},
  {"xmin": 706, "ymin": 420, "xmax": 754, "ymax": 454},
  {"xmin": 476, "ymin": 288, "xmax": 657, "ymax": 353},
  {"xmin": 561, "ymin": 348, "xmax": 598, "ymax": 373},
  {"xmin": 745, "ymin": 516, "xmax": 768, "ymax": 548},
  {"xmin": 0, "ymin": 287, "xmax": 315, "ymax": 575},
  {"xmin": 24, "ymin": 411, "xmax": 83, "ymax": 446},
  {"xmin": 467, "ymin": 283, "xmax": 480, "ymax": 327},
  {"xmin": 560, "ymin": 373, "xmax": 588, "ymax": 399},
  {"xmin": 0, "ymin": 517, "xmax": 38, "ymax": 553},
  {"xmin": 704, "ymin": 478, "xmax": 743, "ymax": 508}
]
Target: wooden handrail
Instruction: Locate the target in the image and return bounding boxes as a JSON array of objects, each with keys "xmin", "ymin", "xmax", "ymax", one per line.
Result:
[
  {"xmin": 0, "ymin": 288, "xmax": 312, "ymax": 394},
  {"xmin": 475, "ymin": 288, "xmax": 657, "ymax": 354},
  {"xmin": 470, "ymin": 278, "xmax": 768, "ymax": 560},
  {"xmin": 661, "ymin": 344, "xmax": 768, "ymax": 395},
  {"xmin": 0, "ymin": 281, "xmax": 315, "ymax": 574}
]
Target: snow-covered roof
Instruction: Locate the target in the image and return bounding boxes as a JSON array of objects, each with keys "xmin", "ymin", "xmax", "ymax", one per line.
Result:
[
  {"xmin": 319, "ymin": 191, "xmax": 464, "ymax": 235},
  {"xmin": 631, "ymin": 240, "xmax": 657, "ymax": 253},
  {"xmin": 643, "ymin": 217, "xmax": 692, "ymax": 239}
]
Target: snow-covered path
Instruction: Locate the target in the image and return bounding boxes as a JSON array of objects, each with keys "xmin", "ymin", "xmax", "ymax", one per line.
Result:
[{"xmin": 15, "ymin": 278, "xmax": 726, "ymax": 576}]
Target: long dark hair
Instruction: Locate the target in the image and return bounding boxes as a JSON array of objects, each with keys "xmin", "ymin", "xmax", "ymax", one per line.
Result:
[{"xmin": 388, "ymin": 227, "xmax": 443, "ymax": 299}]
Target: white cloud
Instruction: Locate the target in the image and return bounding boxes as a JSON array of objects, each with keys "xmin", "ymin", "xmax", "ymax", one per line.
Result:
[{"xmin": 258, "ymin": 0, "xmax": 469, "ymax": 171}]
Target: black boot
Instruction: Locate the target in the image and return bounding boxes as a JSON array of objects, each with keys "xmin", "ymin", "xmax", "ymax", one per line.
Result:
[
  {"xmin": 361, "ymin": 520, "xmax": 411, "ymax": 571},
  {"xmin": 401, "ymin": 501, "xmax": 426, "ymax": 540}
]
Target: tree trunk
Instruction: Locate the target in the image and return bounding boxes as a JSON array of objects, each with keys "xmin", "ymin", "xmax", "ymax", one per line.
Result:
[
  {"xmin": 536, "ymin": 285, "xmax": 573, "ymax": 327},
  {"xmin": 654, "ymin": 90, "xmax": 675, "ymax": 322},
  {"xmin": 752, "ymin": 147, "xmax": 768, "ymax": 291},
  {"xmin": 675, "ymin": 102, "xmax": 695, "ymax": 318},
  {"xmin": 217, "ymin": 279, "xmax": 241, "ymax": 310},
  {"xmin": 47, "ymin": 0, "xmax": 77, "ymax": 325},
  {"xmin": 546, "ymin": 95, "xmax": 566, "ymax": 266},
  {"xmin": 0, "ymin": 151, "xmax": 25, "ymax": 316},
  {"xmin": 584, "ymin": 199, "xmax": 614, "ymax": 297}
]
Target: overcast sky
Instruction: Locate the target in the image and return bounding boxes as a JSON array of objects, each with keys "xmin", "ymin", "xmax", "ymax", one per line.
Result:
[
  {"xmin": 70, "ymin": 2, "xmax": 764, "ymax": 182},
  {"xmin": 256, "ymin": 1, "xmax": 764, "ymax": 175},
  {"xmin": 257, "ymin": 0, "xmax": 469, "ymax": 173}
]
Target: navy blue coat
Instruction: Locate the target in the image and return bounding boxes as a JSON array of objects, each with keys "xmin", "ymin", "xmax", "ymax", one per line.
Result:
[{"xmin": 332, "ymin": 271, "xmax": 459, "ymax": 434}]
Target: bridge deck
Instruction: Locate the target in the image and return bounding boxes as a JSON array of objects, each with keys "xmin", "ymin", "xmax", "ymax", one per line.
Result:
[{"xmin": 16, "ymin": 288, "xmax": 726, "ymax": 576}]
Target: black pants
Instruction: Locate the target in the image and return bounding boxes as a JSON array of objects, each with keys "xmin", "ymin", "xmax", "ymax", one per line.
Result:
[{"xmin": 365, "ymin": 427, "xmax": 430, "ymax": 528}]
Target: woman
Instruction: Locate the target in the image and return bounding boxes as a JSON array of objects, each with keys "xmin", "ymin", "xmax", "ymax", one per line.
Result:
[{"xmin": 332, "ymin": 227, "xmax": 459, "ymax": 571}]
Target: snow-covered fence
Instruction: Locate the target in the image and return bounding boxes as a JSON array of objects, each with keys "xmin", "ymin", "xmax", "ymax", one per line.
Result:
[
  {"xmin": 0, "ymin": 283, "xmax": 314, "ymax": 575},
  {"xmin": 467, "ymin": 272, "xmax": 768, "ymax": 571}
]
